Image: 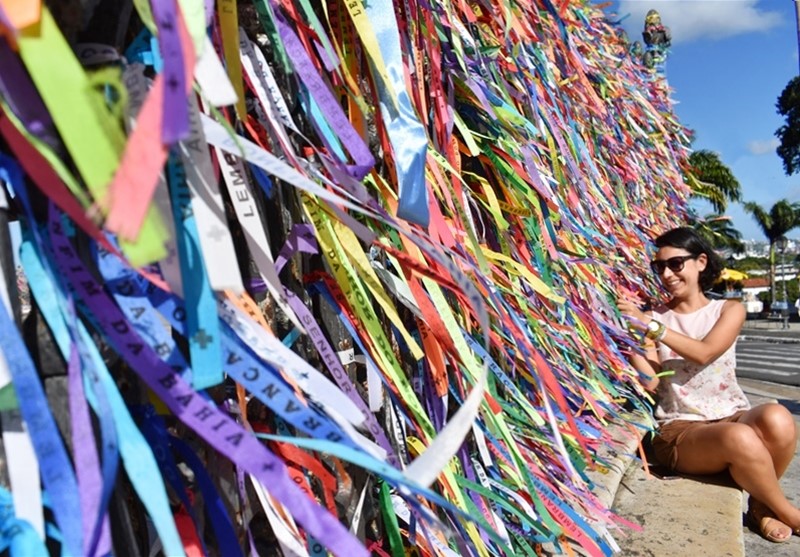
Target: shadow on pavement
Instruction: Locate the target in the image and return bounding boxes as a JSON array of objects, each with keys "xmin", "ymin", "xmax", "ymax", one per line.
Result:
[{"xmin": 777, "ymin": 398, "xmax": 800, "ymax": 415}]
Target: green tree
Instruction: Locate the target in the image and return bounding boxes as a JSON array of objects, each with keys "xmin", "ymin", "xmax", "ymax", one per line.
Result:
[
  {"xmin": 727, "ymin": 256, "xmax": 769, "ymax": 274},
  {"xmin": 692, "ymin": 214, "xmax": 744, "ymax": 252},
  {"xmin": 743, "ymin": 199, "xmax": 800, "ymax": 305},
  {"xmin": 758, "ymin": 281, "xmax": 798, "ymax": 309},
  {"xmin": 685, "ymin": 150, "xmax": 742, "ymax": 213},
  {"xmin": 776, "ymin": 76, "xmax": 800, "ymax": 175}
]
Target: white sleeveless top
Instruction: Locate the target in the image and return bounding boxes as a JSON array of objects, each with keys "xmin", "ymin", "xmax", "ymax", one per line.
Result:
[{"xmin": 653, "ymin": 299, "xmax": 750, "ymax": 424}]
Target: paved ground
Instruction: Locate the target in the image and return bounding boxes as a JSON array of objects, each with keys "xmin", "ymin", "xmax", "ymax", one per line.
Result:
[{"xmin": 737, "ymin": 341, "xmax": 800, "ymax": 386}]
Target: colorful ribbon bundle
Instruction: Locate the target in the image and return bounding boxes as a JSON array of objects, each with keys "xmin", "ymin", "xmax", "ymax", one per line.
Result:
[{"xmin": 0, "ymin": 0, "xmax": 692, "ymax": 556}]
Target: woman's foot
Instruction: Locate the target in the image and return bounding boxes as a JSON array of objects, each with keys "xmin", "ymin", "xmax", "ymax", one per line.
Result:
[{"xmin": 748, "ymin": 499, "xmax": 793, "ymax": 543}]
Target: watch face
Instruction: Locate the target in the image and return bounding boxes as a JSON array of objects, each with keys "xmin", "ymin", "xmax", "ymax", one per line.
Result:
[{"xmin": 647, "ymin": 321, "xmax": 659, "ymax": 332}]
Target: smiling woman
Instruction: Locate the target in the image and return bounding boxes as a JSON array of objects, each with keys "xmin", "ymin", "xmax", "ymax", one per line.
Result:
[{"xmin": 618, "ymin": 226, "xmax": 800, "ymax": 543}]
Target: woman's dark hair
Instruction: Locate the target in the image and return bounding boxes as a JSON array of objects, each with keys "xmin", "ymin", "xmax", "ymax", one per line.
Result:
[{"xmin": 654, "ymin": 227, "xmax": 722, "ymax": 291}]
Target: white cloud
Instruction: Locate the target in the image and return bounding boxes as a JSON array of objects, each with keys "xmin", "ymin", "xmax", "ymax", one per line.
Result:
[
  {"xmin": 617, "ymin": 1, "xmax": 783, "ymax": 45},
  {"xmin": 747, "ymin": 138, "xmax": 780, "ymax": 155}
]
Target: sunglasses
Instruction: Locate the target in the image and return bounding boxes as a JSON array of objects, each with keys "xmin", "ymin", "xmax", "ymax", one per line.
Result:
[{"xmin": 650, "ymin": 255, "xmax": 698, "ymax": 275}]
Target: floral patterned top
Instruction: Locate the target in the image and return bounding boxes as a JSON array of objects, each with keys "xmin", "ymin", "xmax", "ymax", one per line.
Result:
[{"xmin": 654, "ymin": 299, "xmax": 750, "ymax": 424}]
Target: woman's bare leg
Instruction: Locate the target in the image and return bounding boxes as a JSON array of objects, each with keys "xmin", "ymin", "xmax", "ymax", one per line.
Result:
[
  {"xmin": 737, "ymin": 404, "xmax": 799, "ymax": 538},
  {"xmin": 738, "ymin": 403, "xmax": 798, "ymax": 479},
  {"xmin": 672, "ymin": 420, "xmax": 800, "ymax": 531}
]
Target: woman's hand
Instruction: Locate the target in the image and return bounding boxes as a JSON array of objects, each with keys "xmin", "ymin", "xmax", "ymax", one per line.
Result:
[
  {"xmin": 616, "ymin": 296, "xmax": 661, "ymax": 391},
  {"xmin": 617, "ymin": 297, "xmax": 650, "ymax": 332}
]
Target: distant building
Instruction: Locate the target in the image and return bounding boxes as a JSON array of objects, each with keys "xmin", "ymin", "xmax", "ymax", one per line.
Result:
[
  {"xmin": 741, "ymin": 277, "xmax": 769, "ymax": 314},
  {"xmin": 742, "ymin": 276, "xmax": 770, "ymax": 295},
  {"xmin": 740, "ymin": 238, "xmax": 799, "ymax": 258}
]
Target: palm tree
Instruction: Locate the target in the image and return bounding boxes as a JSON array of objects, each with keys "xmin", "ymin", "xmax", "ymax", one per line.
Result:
[
  {"xmin": 686, "ymin": 150, "xmax": 742, "ymax": 213},
  {"xmin": 693, "ymin": 213, "xmax": 744, "ymax": 252},
  {"xmin": 684, "ymin": 150, "xmax": 744, "ymax": 251},
  {"xmin": 743, "ymin": 199, "xmax": 800, "ymax": 305}
]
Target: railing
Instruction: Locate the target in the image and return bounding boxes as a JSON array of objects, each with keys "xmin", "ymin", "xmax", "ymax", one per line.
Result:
[{"xmin": 767, "ymin": 301, "xmax": 790, "ymax": 329}]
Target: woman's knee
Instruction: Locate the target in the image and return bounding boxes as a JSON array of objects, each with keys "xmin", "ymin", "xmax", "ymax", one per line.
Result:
[
  {"xmin": 675, "ymin": 424, "xmax": 766, "ymax": 473},
  {"xmin": 720, "ymin": 424, "xmax": 769, "ymax": 458},
  {"xmin": 750, "ymin": 404, "xmax": 797, "ymax": 446}
]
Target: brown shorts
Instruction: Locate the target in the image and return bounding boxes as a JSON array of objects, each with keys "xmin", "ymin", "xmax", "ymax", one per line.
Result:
[{"xmin": 652, "ymin": 411, "xmax": 748, "ymax": 470}]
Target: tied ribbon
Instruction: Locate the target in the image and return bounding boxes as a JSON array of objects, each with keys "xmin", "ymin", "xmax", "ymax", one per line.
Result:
[
  {"xmin": 1, "ymin": 0, "xmax": 695, "ymax": 553},
  {"xmin": 0, "ymin": 485, "xmax": 49, "ymax": 557},
  {"xmin": 47, "ymin": 204, "xmax": 368, "ymax": 557},
  {"xmin": 166, "ymin": 156, "xmax": 223, "ymax": 390},
  {"xmin": 0, "ymin": 294, "xmax": 82, "ymax": 556},
  {"xmin": 151, "ymin": 0, "xmax": 190, "ymax": 142}
]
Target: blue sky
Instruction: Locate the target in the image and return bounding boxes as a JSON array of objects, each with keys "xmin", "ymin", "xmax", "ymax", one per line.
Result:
[{"xmin": 609, "ymin": 0, "xmax": 800, "ymax": 241}]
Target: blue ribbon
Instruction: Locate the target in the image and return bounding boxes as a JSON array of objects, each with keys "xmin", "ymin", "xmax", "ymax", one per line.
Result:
[
  {"xmin": 248, "ymin": 163, "xmax": 274, "ymax": 199},
  {"xmin": 94, "ymin": 241, "xmax": 191, "ymax": 379},
  {"xmin": 166, "ymin": 155, "xmax": 223, "ymax": 390},
  {"xmin": 123, "ymin": 28, "xmax": 162, "ymax": 70},
  {"xmin": 363, "ymin": 0, "xmax": 429, "ymax": 227},
  {"xmin": 132, "ymin": 403, "xmax": 243, "ymax": 557},
  {"xmin": 0, "ymin": 485, "xmax": 49, "ymax": 557},
  {"xmin": 0, "ymin": 157, "xmax": 83, "ymax": 557},
  {"xmin": 0, "ymin": 293, "xmax": 82, "ymax": 556},
  {"xmin": 96, "ymin": 251, "xmax": 357, "ymax": 448},
  {"xmin": 130, "ymin": 406, "xmax": 199, "ymax": 527},
  {"xmin": 169, "ymin": 435, "xmax": 244, "ymax": 557}
]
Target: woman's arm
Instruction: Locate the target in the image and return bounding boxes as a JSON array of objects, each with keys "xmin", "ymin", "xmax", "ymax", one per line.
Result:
[
  {"xmin": 657, "ymin": 301, "xmax": 745, "ymax": 365},
  {"xmin": 620, "ymin": 299, "xmax": 745, "ymax": 366},
  {"xmin": 627, "ymin": 338, "xmax": 661, "ymax": 391}
]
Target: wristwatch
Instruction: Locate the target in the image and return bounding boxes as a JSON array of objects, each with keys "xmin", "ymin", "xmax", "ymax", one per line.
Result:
[{"xmin": 645, "ymin": 319, "xmax": 666, "ymax": 341}]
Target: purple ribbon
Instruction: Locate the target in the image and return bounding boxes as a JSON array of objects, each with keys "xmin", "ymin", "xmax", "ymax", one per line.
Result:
[
  {"xmin": 272, "ymin": 7, "xmax": 374, "ymax": 178},
  {"xmin": 151, "ymin": 0, "xmax": 190, "ymax": 143},
  {"xmin": 317, "ymin": 154, "xmax": 387, "ymax": 215},
  {"xmin": 234, "ymin": 464, "xmax": 261, "ymax": 557},
  {"xmin": 274, "ymin": 223, "xmax": 317, "ymax": 274},
  {"xmin": 0, "ymin": 38, "xmax": 58, "ymax": 147},
  {"xmin": 276, "ymin": 225, "xmax": 400, "ymax": 467},
  {"xmin": 67, "ymin": 340, "xmax": 112, "ymax": 556}
]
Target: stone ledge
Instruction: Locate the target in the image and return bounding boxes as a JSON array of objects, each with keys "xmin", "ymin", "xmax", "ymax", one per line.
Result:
[
  {"xmin": 611, "ymin": 465, "xmax": 744, "ymax": 557},
  {"xmin": 584, "ymin": 413, "xmax": 649, "ymax": 511},
  {"xmin": 542, "ymin": 408, "xmax": 744, "ymax": 557},
  {"xmin": 541, "ymin": 412, "xmax": 649, "ymax": 556}
]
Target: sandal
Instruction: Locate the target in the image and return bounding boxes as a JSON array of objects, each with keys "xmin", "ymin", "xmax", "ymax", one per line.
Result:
[{"xmin": 747, "ymin": 501, "xmax": 793, "ymax": 543}]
